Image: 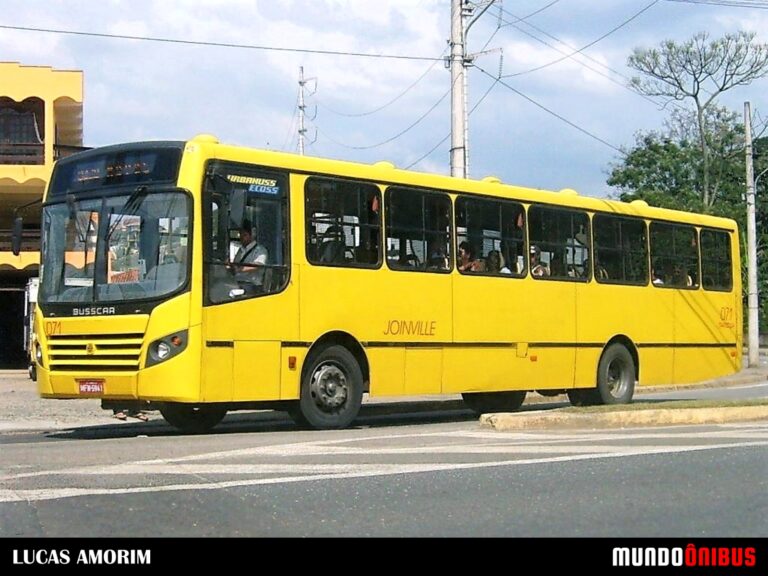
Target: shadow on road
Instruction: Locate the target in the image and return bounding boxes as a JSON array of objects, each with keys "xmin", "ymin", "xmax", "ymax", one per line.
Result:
[{"xmin": 31, "ymin": 396, "xmax": 689, "ymax": 442}]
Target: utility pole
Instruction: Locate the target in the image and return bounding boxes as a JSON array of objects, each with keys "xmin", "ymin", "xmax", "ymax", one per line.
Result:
[
  {"xmin": 298, "ymin": 66, "xmax": 308, "ymax": 155},
  {"xmin": 744, "ymin": 101, "xmax": 760, "ymax": 367},
  {"xmin": 449, "ymin": 0, "xmax": 467, "ymax": 178},
  {"xmin": 449, "ymin": 0, "xmax": 496, "ymax": 178}
]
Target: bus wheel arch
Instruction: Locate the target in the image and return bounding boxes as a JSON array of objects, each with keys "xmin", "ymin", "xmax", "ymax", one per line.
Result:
[
  {"xmin": 567, "ymin": 336, "xmax": 638, "ymax": 407},
  {"xmin": 290, "ymin": 332, "xmax": 366, "ymax": 429},
  {"xmin": 595, "ymin": 336, "xmax": 637, "ymax": 405},
  {"xmin": 303, "ymin": 331, "xmax": 370, "ymax": 392}
]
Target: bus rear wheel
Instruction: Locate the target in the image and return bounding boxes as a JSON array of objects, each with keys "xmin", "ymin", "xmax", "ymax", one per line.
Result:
[
  {"xmin": 160, "ymin": 403, "xmax": 227, "ymax": 434},
  {"xmin": 596, "ymin": 343, "xmax": 635, "ymax": 404},
  {"xmin": 291, "ymin": 345, "xmax": 363, "ymax": 430},
  {"xmin": 462, "ymin": 391, "xmax": 526, "ymax": 415}
]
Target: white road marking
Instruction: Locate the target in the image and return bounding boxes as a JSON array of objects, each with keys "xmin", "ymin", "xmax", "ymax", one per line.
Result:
[{"xmin": 1, "ymin": 437, "xmax": 768, "ymax": 503}]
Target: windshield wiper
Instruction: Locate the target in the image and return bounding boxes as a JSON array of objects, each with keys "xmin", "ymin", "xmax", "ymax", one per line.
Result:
[{"xmin": 106, "ymin": 185, "xmax": 149, "ymax": 241}]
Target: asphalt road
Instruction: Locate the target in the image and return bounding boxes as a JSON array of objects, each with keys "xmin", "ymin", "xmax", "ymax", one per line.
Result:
[
  {"xmin": 1, "ymin": 368, "xmax": 767, "ymax": 538},
  {"xmin": 2, "ymin": 416, "xmax": 768, "ymax": 537}
]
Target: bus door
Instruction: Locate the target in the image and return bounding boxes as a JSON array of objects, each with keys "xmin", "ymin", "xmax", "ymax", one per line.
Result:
[{"xmin": 201, "ymin": 164, "xmax": 297, "ymax": 402}]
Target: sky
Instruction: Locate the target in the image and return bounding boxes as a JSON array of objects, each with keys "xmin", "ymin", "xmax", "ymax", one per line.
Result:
[{"xmin": 2, "ymin": 0, "xmax": 768, "ymax": 199}]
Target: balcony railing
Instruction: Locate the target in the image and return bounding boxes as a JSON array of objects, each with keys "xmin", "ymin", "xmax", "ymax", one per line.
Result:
[
  {"xmin": 0, "ymin": 143, "xmax": 89, "ymax": 165},
  {"xmin": 0, "ymin": 143, "xmax": 44, "ymax": 165},
  {"xmin": 0, "ymin": 228, "xmax": 40, "ymax": 253}
]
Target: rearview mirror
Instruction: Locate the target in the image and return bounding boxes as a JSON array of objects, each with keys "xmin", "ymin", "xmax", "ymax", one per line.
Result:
[{"xmin": 11, "ymin": 216, "xmax": 23, "ymax": 256}]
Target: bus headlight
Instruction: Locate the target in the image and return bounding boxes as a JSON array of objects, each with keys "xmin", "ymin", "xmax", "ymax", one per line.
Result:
[
  {"xmin": 146, "ymin": 330, "xmax": 188, "ymax": 367},
  {"xmin": 34, "ymin": 341, "xmax": 44, "ymax": 367},
  {"xmin": 155, "ymin": 342, "xmax": 171, "ymax": 360}
]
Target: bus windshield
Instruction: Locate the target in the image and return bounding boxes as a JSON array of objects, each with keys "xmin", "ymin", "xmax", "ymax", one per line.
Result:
[{"xmin": 39, "ymin": 190, "xmax": 191, "ymax": 305}]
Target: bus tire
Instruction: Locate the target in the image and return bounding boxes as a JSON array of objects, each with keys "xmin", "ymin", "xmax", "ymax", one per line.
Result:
[
  {"xmin": 160, "ymin": 403, "xmax": 227, "ymax": 434},
  {"xmin": 462, "ymin": 391, "xmax": 526, "ymax": 415},
  {"xmin": 566, "ymin": 388, "xmax": 600, "ymax": 406},
  {"xmin": 295, "ymin": 345, "xmax": 363, "ymax": 430},
  {"xmin": 596, "ymin": 343, "xmax": 635, "ymax": 405}
]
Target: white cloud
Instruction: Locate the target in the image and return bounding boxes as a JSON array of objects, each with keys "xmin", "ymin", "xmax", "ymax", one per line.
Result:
[{"xmin": 3, "ymin": 0, "xmax": 768, "ymax": 196}]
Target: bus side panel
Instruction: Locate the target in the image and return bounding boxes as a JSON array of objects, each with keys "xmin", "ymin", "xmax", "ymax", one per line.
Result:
[
  {"xmin": 452, "ymin": 276, "xmax": 577, "ymax": 392},
  {"xmin": 233, "ymin": 341, "xmax": 281, "ymax": 401},
  {"xmin": 299, "ymin": 266, "xmax": 452, "ymax": 396},
  {"xmin": 673, "ymin": 288, "xmax": 740, "ymax": 384},
  {"xmin": 201, "ymin": 345, "xmax": 233, "ymax": 402},
  {"xmin": 202, "ymin": 267, "xmax": 299, "ymax": 402},
  {"xmin": 405, "ymin": 348, "xmax": 442, "ymax": 394},
  {"xmin": 367, "ymin": 348, "xmax": 405, "ymax": 396},
  {"xmin": 280, "ymin": 347, "xmax": 307, "ymax": 400},
  {"xmin": 575, "ymin": 283, "xmax": 674, "ymax": 387},
  {"xmin": 443, "ymin": 347, "xmax": 518, "ymax": 393}
]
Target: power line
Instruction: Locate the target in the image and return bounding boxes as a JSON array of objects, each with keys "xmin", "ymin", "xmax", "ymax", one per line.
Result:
[
  {"xmin": 0, "ymin": 23, "xmax": 442, "ymax": 61},
  {"xmin": 501, "ymin": 1, "xmax": 660, "ymax": 78},
  {"xmin": 405, "ymin": 77, "xmax": 499, "ymax": 169},
  {"xmin": 474, "ymin": 64, "xmax": 624, "ymax": 154},
  {"xmin": 479, "ymin": 0, "xmax": 562, "ymax": 53},
  {"xmin": 315, "ymin": 87, "xmax": 451, "ymax": 150},
  {"xmin": 664, "ymin": 0, "xmax": 768, "ymax": 7},
  {"xmin": 494, "ymin": 3, "xmax": 688, "ymax": 111},
  {"xmin": 316, "ymin": 48, "xmax": 447, "ymax": 118}
]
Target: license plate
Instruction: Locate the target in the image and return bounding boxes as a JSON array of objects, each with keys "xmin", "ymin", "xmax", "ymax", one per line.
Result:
[{"xmin": 77, "ymin": 380, "xmax": 105, "ymax": 395}]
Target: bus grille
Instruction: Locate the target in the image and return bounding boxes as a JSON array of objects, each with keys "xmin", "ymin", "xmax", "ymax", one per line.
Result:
[{"xmin": 47, "ymin": 333, "xmax": 143, "ymax": 372}]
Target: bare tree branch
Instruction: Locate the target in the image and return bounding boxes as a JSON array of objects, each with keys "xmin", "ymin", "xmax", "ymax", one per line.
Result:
[{"xmin": 628, "ymin": 31, "xmax": 768, "ymax": 208}]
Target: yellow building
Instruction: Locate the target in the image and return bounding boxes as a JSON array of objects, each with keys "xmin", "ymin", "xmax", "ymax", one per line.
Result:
[{"xmin": 0, "ymin": 62, "xmax": 84, "ymax": 367}]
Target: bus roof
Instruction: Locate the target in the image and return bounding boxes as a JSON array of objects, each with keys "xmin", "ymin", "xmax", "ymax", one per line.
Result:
[{"xmin": 90, "ymin": 135, "xmax": 738, "ymax": 232}]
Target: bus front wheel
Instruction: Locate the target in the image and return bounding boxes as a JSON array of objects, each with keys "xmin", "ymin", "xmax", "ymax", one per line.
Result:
[
  {"xmin": 462, "ymin": 391, "xmax": 526, "ymax": 415},
  {"xmin": 291, "ymin": 345, "xmax": 363, "ymax": 430},
  {"xmin": 160, "ymin": 403, "xmax": 227, "ymax": 434}
]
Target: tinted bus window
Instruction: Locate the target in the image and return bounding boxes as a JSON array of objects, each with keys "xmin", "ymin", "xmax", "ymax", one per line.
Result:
[
  {"xmin": 385, "ymin": 187, "xmax": 451, "ymax": 272},
  {"xmin": 650, "ymin": 222, "xmax": 699, "ymax": 288},
  {"xmin": 528, "ymin": 206, "xmax": 590, "ymax": 281},
  {"xmin": 456, "ymin": 196, "xmax": 525, "ymax": 276},
  {"xmin": 700, "ymin": 229, "xmax": 733, "ymax": 291},
  {"xmin": 593, "ymin": 215, "xmax": 648, "ymax": 285},
  {"xmin": 305, "ymin": 177, "xmax": 381, "ymax": 268}
]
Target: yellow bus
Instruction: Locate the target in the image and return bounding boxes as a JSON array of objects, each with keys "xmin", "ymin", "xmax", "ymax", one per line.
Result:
[{"xmin": 14, "ymin": 134, "xmax": 742, "ymax": 432}]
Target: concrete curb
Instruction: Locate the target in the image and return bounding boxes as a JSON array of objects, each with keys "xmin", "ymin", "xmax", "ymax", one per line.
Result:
[{"xmin": 480, "ymin": 405, "xmax": 768, "ymax": 430}]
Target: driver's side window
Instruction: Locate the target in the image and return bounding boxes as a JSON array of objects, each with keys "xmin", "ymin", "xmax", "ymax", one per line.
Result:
[{"xmin": 204, "ymin": 163, "xmax": 290, "ymax": 304}]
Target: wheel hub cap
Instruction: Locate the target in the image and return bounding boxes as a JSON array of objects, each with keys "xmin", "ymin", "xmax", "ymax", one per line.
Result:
[{"xmin": 310, "ymin": 364, "xmax": 348, "ymax": 411}]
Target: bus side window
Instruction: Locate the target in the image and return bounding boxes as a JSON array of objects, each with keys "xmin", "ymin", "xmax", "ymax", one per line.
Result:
[
  {"xmin": 305, "ymin": 177, "xmax": 381, "ymax": 268},
  {"xmin": 386, "ymin": 187, "xmax": 451, "ymax": 273},
  {"xmin": 455, "ymin": 196, "xmax": 525, "ymax": 278}
]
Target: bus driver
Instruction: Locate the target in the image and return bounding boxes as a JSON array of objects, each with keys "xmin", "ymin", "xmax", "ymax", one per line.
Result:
[{"xmin": 232, "ymin": 219, "xmax": 268, "ymax": 290}]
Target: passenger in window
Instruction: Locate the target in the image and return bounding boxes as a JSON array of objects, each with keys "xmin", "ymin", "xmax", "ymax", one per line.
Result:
[
  {"xmin": 458, "ymin": 241, "xmax": 483, "ymax": 272},
  {"xmin": 530, "ymin": 245, "xmax": 549, "ymax": 277},
  {"xmin": 232, "ymin": 219, "xmax": 268, "ymax": 289},
  {"xmin": 486, "ymin": 250, "xmax": 511, "ymax": 274},
  {"xmin": 673, "ymin": 264, "xmax": 693, "ymax": 287},
  {"xmin": 319, "ymin": 225, "xmax": 346, "ymax": 263},
  {"xmin": 550, "ymin": 253, "xmax": 566, "ymax": 277},
  {"xmin": 593, "ymin": 256, "xmax": 609, "ymax": 280},
  {"xmin": 427, "ymin": 238, "xmax": 449, "ymax": 270},
  {"xmin": 652, "ymin": 262, "xmax": 664, "ymax": 285}
]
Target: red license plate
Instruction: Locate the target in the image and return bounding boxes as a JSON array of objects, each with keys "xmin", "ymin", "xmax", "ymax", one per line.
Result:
[{"xmin": 77, "ymin": 380, "xmax": 105, "ymax": 395}]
